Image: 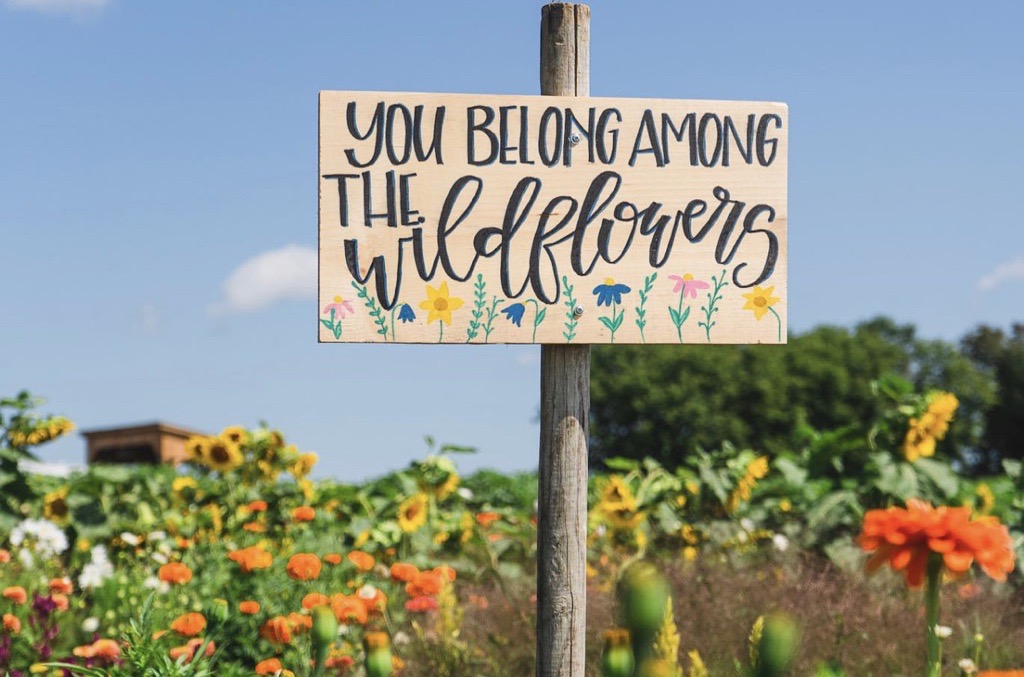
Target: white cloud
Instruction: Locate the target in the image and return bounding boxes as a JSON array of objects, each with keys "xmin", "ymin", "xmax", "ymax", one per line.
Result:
[
  {"xmin": 208, "ymin": 244, "xmax": 317, "ymax": 315},
  {"xmin": 976, "ymin": 256, "xmax": 1024, "ymax": 292},
  {"xmin": 3, "ymin": 0, "xmax": 110, "ymax": 16}
]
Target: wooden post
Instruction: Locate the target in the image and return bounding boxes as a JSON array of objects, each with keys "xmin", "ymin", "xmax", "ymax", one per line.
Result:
[{"xmin": 538, "ymin": 5, "xmax": 590, "ymax": 676}]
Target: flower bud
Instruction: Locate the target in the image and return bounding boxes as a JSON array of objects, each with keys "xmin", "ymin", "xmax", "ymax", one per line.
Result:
[
  {"xmin": 753, "ymin": 614, "xmax": 798, "ymax": 677},
  {"xmin": 364, "ymin": 631, "xmax": 393, "ymax": 677},
  {"xmin": 600, "ymin": 629, "xmax": 634, "ymax": 677},
  {"xmin": 205, "ymin": 598, "xmax": 229, "ymax": 629},
  {"xmin": 312, "ymin": 606, "xmax": 338, "ymax": 645},
  {"xmin": 616, "ymin": 562, "xmax": 669, "ymax": 663}
]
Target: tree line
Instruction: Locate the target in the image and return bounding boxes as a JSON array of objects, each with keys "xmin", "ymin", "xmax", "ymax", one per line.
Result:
[{"xmin": 590, "ymin": 317, "xmax": 1024, "ymax": 475}]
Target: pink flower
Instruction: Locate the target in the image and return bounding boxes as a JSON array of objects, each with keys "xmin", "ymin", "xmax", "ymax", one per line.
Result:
[
  {"xmin": 668, "ymin": 274, "xmax": 709, "ymax": 298},
  {"xmin": 322, "ymin": 295, "xmax": 354, "ymax": 319}
]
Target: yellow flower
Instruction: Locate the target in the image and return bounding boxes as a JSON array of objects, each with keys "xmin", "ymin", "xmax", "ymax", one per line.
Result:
[
  {"xmin": 8, "ymin": 417, "xmax": 75, "ymax": 448},
  {"xmin": 778, "ymin": 498, "xmax": 792, "ymax": 512},
  {"xmin": 434, "ymin": 531, "xmax": 450, "ymax": 545},
  {"xmin": 418, "ymin": 282, "xmax": 464, "ymax": 325},
  {"xmin": 902, "ymin": 421, "xmax": 936, "ymax": 462},
  {"xmin": 172, "ymin": 477, "xmax": 198, "ymax": 493},
  {"xmin": 680, "ymin": 524, "xmax": 699, "ymax": 545},
  {"xmin": 43, "ymin": 487, "xmax": 70, "ymax": 525},
  {"xmin": 726, "ymin": 456, "xmax": 769, "ymax": 513},
  {"xmin": 184, "ymin": 436, "xmax": 207, "ymax": 464},
  {"xmin": 430, "ymin": 472, "xmax": 459, "ymax": 500},
  {"xmin": 202, "ymin": 438, "xmax": 243, "ymax": 473},
  {"xmin": 219, "ymin": 426, "xmax": 249, "ymax": 445},
  {"xmin": 354, "ymin": 530, "xmax": 371, "ymax": 548},
  {"xmin": 290, "ymin": 453, "xmax": 318, "ymax": 479},
  {"xmin": 741, "ymin": 286, "xmax": 780, "ymax": 320},
  {"xmin": 747, "ymin": 456, "xmax": 769, "ymax": 480},
  {"xmin": 397, "ymin": 493, "xmax": 429, "ymax": 533},
  {"xmin": 922, "ymin": 391, "xmax": 958, "ymax": 439},
  {"xmin": 688, "ymin": 649, "xmax": 709, "ymax": 677},
  {"xmin": 975, "ymin": 483, "xmax": 995, "ymax": 515},
  {"xmin": 683, "ymin": 546, "xmax": 698, "ymax": 561}
]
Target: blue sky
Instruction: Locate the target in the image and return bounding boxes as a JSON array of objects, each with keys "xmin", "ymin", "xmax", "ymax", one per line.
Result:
[{"xmin": 2, "ymin": 0, "xmax": 1022, "ymax": 480}]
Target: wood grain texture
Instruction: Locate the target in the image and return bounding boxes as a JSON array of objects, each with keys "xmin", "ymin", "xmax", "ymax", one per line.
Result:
[{"xmin": 538, "ymin": 5, "xmax": 589, "ymax": 677}]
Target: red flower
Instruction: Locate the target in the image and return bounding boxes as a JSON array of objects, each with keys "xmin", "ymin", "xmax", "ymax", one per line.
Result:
[{"xmin": 405, "ymin": 596, "xmax": 439, "ymax": 613}]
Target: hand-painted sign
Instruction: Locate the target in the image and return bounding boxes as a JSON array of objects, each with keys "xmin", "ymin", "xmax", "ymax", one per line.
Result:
[{"xmin": 319, "ymin": 91, "xmax": 787, "ymax": 344}]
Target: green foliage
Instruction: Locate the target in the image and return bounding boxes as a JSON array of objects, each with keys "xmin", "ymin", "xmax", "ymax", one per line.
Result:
[{"xmin": 961, "ymin": 323, "xmax": 1024, "ymax": 471}]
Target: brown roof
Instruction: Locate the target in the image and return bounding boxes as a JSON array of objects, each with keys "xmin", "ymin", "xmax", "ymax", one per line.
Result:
[{"xmin": 80, "ymin": 421, "xmax": 206, "ymax": 440}]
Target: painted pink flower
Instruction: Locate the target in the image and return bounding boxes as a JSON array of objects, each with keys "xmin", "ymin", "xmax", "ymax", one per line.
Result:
[
  {"xmin": 322, "ymin": 295, "xmax": 354, "ymax": 319},
  {"xmin": 668, "ymin": 274, "xmax": 710, "ymax": 298}
]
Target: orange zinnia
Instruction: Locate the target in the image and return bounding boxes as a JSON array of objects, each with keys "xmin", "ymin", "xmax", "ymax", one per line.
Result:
[
  {"xmin": 49, "ymin": 578, "xmax": 73, "ymax": 595},
  {"xmin": 347, "ymin": 550, "xmax": 375, "ymax": 572},
  {"xmin": 859, "ymin": 499, "xmax": 1015, "ymax": 588},
  {"xmin": 260, "ymin": 616, "xmax": 293, "ymax": 644},
  {"xmin": 330, "ymin": 594, "xmax": 368, "ymax": 625},
  {"xmin": 324, "ymin": 553, "xmax": 343, "ymax": 565},
  {"xmin": 2, "ymin": 587, "xmax": 27, "ymax": 605},
  {"xmin": 248, "ymin": 500, "xmax": 268, "ymax": 512},
  {"xmin": 2, "ymin": 613, "xmax": 20, "ymax": 634},
  {"xmin": 228, "ymin": 545, "xmax": 273, "ymax": 573},
  {"xmin": 357, "ymin": 585, "xmax": 387, "ymax": 614},
  {"xmin": 434, "ymin": 564, "xmax": 457, "ymax": 582},
  {"xmin": 169, "ymin": 638, "xmax": 214, "ymax": 663},
  {"xmin": 389, "ymin": 562, "xmax": 419, "ymax": 583},
  {"xmin": 406, "ymin": 570, "xmax": 444, "ymax": 598},
  {"xmin": 292, "ymin": 506, "xmax": 316, "ymax": 522},
  {"xmin": 476, "ymin": 511, "xmax": 500, "ymax": 527},
  {"xmin": 89, "ymin": 639, "xmax": 121, "ymax": 661},
  {"xmin": 239, "ymin": 600, "xmax": 261, "ymax": 615},
  {"xmin": 158, "ymin": 562, "xmax": 193, "ymax": 585},
  {"xmin": 170, "ymin": 612, "xmax": 206, "ymax": 637},
  {"xmin": 287, "ymin": 612, "xmax": 312, "ymax": 634},
  {"xmin": 51, "ymin": 593, "xmax": 69, "ymax": 611},
  {"xmin": 302, "ymin": 592, "xmax": 330, "ymax": 610},
  {"xmin": 255, "ymin": 658, "xmax": 284, "ymax": 674},
  {"xmin": 978, "ymin": 672, "xmax": 1024, "ymax": 677},
  {"xmin": 286, "ymin": 553, "xmax": 322, "ymax": 581}
]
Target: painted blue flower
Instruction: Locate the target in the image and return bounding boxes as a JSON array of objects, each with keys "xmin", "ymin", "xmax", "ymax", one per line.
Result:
[
  {"xmin": 398, "ymin": 304, "xmax": 416, "ymax": 323},
  {"xmin": 592, "ymin": 278, "xmax": 631, "ymax": 306},
  {"xmin": 502, "ymin": 303, "xmax": 526, "ymax": 327}
]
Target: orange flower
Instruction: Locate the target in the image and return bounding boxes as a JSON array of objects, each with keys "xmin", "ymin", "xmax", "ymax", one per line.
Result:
[
  {"xmin": 243, "ymin": 522, "xmax": 267, "ymax": 533},
  {"xmin": 2, "ymin": 613, "xmax": 20, "ymax": 634},
  {"xmin": 170, "ymin": 612, "xmax": 207, "ymax": 637},
  {"xmin": 255, "ymin": 658, "xmax": 284, "ymax": 674},
  {"xmin": 330, "ymin": 594, "xmax": 368, "ymax": 625},
  {"xmin": 324, "ymin": 553, "xmax": 343, "ymax": 565},
  {"xmin": 51, "ymin": 593, "xmax": 69, "ymax": 611},
  {"xmin": 159, "ymin": 562, "xmax": 193, "ymax": 585},
  {"xmin": 169, "ymin": 638, "xmax": 214, "ymax": 663},
  {"xmin": 978, "ymin": 672, "xmax": 1024, "ymax": 677},
  {"xmin": 287, "ymin": 612, "xmax": 312, "ymax": 634},
  {"xmin": 49, "ymin": 578, "xmax": 73, "ymax": 595},
  {"xmin": 239, "ymin": 600, "xmax": 261, "ymax": 615},
  {"xmin": 302, "ymin": 593, "xmax": 330, "ymax": 610},
  {"xmin": 476, "ymin": 512, "xmax": 500, "ymax": 527},
  {"xmin": 405, "ymin": 570, "xmax": 444, "ymax": 598},
  {"xmin": 859, "ymin": 499, "xmax": 1016, "ymax": 588},
  {"xmin": 2, "ymin": 587, "xmax": 27, "ymax": 605},
  {"xmin": 260, "ymin": 616, "xmax": 293, "ymax": 644},
  {"xmin": 0, "ymin": 550, "xmax": 9, "ymax": 563},
  {"xmin": 389, "ymin": 562, "xmax": 419, "ymax": 583},
  {"xmin": 90, "ymin": 639, "xmax": 121, "ymax": 661},
  {"xmin": 228, "ymin": 546, "xmax": 273, "ymax": 573},
  {"xmin": 292, "ymin": 506, "xmax": 316, "ymax": 522},
  {"xmin": 286, "ymin": 553, "xmax": 322, "ymax": 581},
  {"xmin": 357, "ymin": 585, "xmax": 387, "ymax": 614},
  {"xmin": 347, "ymin": 550, "xmax": 375, "ymax": 572},
  {"xmin": 434, "ymin": 564, "xmax": 457, "ymax": 582},
  {"xmin": 405, "ymin": 596, "xmax": 438, "ymax": 613},
  {"xmin": 248, "ymin": 500, "xmax": 269, "ymax": 513}
]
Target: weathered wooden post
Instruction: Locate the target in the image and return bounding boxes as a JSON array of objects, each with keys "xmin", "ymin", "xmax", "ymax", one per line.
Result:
[{"xmin": 537, "ymin": 5, "xmax": 590, "ymax": 676}]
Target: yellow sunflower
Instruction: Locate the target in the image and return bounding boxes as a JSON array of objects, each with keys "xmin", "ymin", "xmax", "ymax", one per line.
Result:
[
  {"xmin": 184, "ymin": 436, "xmax": 208, "ymax": 464},
  {"xmin": 219, "ymin": 426, "xmax": 249, "ymax": 446},
  {"xmin": 418, "ymin": 282, "xmax": 464, "ymax": 325},
  {"xmin": 741, "ymin": 286, "xmax": 780, "ymax": 320},
  {"xmin": 290, "ymin": 452, "xmax": 319, "ymax": 479},
  {"xmin": 202, "ymin": 438, "xmax": 243, "ymax": 473},
  {"xmin": 397, "ymin": 493, "xmax": 429, "ymax": 533},
  {"xmin": 43, "ymin": 487, "xmax": 70, "ymax": 524}
]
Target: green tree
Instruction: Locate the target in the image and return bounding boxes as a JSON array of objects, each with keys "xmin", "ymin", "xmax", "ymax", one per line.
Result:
[
  {"xmin": 961, "ymin": 323, "xmax": 1024, "ymax": 472},
  {"xmin": 590, "ymin": 317, "xmax": 994, "ymax": 470}
]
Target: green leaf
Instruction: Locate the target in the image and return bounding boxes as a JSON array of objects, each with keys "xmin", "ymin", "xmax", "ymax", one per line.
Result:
[
  {"xmin": 598, "ymin": 317, "xmax": 615, "ymax": 331},
  {"xmin": 913, "ymin": 458, "xmax": 960, "ymax": 498},
  {"xmin": 668, "ymin": 307, "xmax": 681, "ymax": 325},
  {"xmin": 535, "ymin": 308, "xmax": 546, "ymax": 325}
]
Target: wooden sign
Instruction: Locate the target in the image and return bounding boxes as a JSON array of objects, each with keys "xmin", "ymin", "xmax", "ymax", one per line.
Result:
[{"xmin": 319, "ymin": 91, "xmax": 787, "ymax": 344}]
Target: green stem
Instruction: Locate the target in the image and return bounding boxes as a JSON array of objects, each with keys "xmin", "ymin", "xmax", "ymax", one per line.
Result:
[
  {"xmin": 925, "ymin": 554, "xmax": 943, "ymax": 677},
  {"xmin": 676, "ymin": 290, "xmax": 685, "ymax": 343},
  {"xmin": 438, "ymin": 320, "xmax": 444, "ymax": 343},
  {"xmin": 527, "ymin": 299, "xmax": 540, "ymax": 343},
  {"xmin": 610, "ymin": 301, "xmax": 617, "ymax": 344},
  {"xmin": 390, "ymin": 307, "xmax": 397, "ymax": 341},
  {"xmin": 769, "ymin": 306, "xmax": 782, "ymax": 343}
]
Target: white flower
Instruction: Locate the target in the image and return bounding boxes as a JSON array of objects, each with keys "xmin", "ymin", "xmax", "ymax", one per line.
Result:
[
  {"xmin": 737, "ymin": 531, "xmax": 749, "ymax": 544},
  {"xmin": 148, "ymin": 530, "xmax": 168, "ymax": 542},
  {"xmin": 142, "ymin": 576, "xmax": 169, "ymax": 594},
  {"xmin": 151, "ymin": 552, "xmax": 169, "ymax": 565},
  {"xmin": 10, "ymin": 518, "xmax": 69, "ymax": 558},
  {"xmin": 18, "ymin": 549, "xmax": 34, "ymax": 568},
  {"xmin": 456, "ymin": 488, "xmax": 474, "ymax": 500},
  {"xmin": 958, "ymin": 658, "xmax": 977, "ymax": 674},
  {"xmin": 120, "ymin": 532, "xmax": 141, "ymax": 546},
  {"xmin": 79, "ymin": 545, "xmax": 114, "ymax": 590},
  {"xmin": 740, "ymin": 518, "xmax": 756, "ymax": 532},
  {"xmin": 772, "ymin": 534, "xmax": 790, "ymax": 552},
  {"xmin": 594, "ymin": 524, "xmax": 607, "ymax": 538},
  {"xmin": 82, "ymin": 617, "xmax": 100, "ymax": 633},
  {"xmin": 393, "ymin": 631, "xmax": 411, "ymax": 646},
  {"xmin": 935, "ymin": 625, "xmax": 953, "ymax": 639},
  {"xmin": 358, "ymin": 585, "xmax": 378, "ymax": 600}
]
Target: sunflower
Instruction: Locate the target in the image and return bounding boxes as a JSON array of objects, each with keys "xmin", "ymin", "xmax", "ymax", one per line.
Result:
[
  {"xmin": 290, "ymin": 453, "xmax": 318, "ymax": 479},
  {"xmin": 741, "ymin": 286, "xmax": 780, "ymax": 320},
  {"xmin": 184, "ymin": 436, "xmax": 208, "ymax": 464},
  {"xmin": 202, "ymin": 438, "xmax": 243, "ymax": 473},
  {"xmin": 398, "ymin": 493, "xmax": 429, "ymax": 533},
  {"xmin": 43, "ymin": 486, "xmax": 70, "ymax": 525},
  {"xmin": 219, "ymin": 426, "xmax": 249, "ymax": 446},
  {"xmin": 418, "ymin": 282, "xmax": 464, "ymax": 325}
]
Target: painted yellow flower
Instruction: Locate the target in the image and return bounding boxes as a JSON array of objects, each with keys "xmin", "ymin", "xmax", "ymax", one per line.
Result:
[
  {"xmin": 202, "ymin": 438, "xmax": 243, "ymax": 473},
  {"xmin": 397, "ymin": 493, "xmax": 429, "ymax": 533},
  {"xmin": 418, "ymin": 282, "xmax": 464, "ymax": 325},
  {"xmin": 741, "ymin": 286, "xmax": 780, "ymax": 320}
]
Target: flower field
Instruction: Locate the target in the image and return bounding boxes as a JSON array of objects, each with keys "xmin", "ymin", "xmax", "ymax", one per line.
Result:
[{"xmin": 1, "ymin": 381, "xmax": 1023, "ymax": 676}]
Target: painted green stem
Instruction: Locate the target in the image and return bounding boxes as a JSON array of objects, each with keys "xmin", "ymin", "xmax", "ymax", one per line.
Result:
[
  {"xmin": 925, "ymin": 554, "xmax": 943, "ymax": 677},
  {"xmin": 769, "ymin": 306, "xmax": 782, "ymax": 342},
  {"xmin": 675, "ymin": 291, "xmax": 685, "ymax": 343},
  {"xmin": 438, "ymin": 320, "xmax": 444, "ymax": 343}
]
